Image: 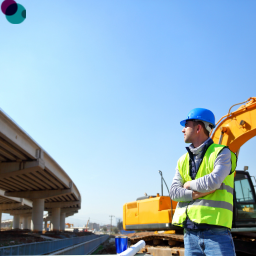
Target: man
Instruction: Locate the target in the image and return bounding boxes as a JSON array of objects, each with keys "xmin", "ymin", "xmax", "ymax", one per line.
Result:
[{"xmin": 170, "ymin": 108, "xmax": 237, "ymax": 256}]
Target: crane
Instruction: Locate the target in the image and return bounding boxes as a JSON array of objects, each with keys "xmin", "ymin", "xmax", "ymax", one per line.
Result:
[{"xmin": 85, "ymin": 218, "xmax": 90, "ymax": 232}]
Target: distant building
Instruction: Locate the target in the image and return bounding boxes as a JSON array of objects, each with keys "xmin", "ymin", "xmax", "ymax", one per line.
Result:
[
  {"xmin": 88, "ymin": 222, "xmax": 100, "ymax": 231},
  {"xmin": 1, "ymin": 219, "xmax": 12, "ymax": 228},
  {"xmin": 100, "ymin": 224, "xmax": 116, "ymax": 232}
]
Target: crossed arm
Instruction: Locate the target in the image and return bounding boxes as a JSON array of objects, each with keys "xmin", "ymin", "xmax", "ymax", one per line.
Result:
[
  {"xmin": 169, "ymin": 148, "xmax": 231, "ymax": 202},
  {"xmin": 191, "ymin": 188, "xmax": 216, "ymax": 200},
  {"xmin": 183, "ymin": 180, "xmax": 218, "ymax": 199},
  {"xmin": 169, "ymin": 169, "xmax": 213, "ymax": 202}
]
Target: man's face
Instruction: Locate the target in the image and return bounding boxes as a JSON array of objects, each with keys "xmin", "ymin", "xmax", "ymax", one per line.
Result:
[{"xmin": 182, "ymin": 120, "xmax": 197, "ymax": 143}]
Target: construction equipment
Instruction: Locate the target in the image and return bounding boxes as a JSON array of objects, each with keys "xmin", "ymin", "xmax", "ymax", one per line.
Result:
[
  {"xmin": 123, "ymin": 97, "xmax": 256, "ymax": 256},
  {"xmin": 65, "ymin": 223, "xmax": 74, "ymax": 228},
  {"xmin": 85, "ymin": 218, "xmax": 90, "ymax": 232}
]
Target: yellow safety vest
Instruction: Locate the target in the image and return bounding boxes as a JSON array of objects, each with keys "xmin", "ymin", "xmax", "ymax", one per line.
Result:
[{"xmin": 172, "ymin": 144, "xmax": 237, "ymax": 229}]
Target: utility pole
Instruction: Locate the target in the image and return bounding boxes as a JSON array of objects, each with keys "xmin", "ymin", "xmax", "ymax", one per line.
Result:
[{"xmin": 109, "ymin": 215, "xmax": 115, "ymax": 234}]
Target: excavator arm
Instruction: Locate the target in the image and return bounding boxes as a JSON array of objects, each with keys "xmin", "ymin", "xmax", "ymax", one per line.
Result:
[{"xmin": 211, "ymin": 97, "xmax": 256, "ymax": 154}]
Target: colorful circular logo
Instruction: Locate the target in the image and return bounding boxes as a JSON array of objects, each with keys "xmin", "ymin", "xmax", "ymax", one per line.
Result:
[{"xmin": 1, "ymin": 0, "xmax": 26, "ymax": 24}]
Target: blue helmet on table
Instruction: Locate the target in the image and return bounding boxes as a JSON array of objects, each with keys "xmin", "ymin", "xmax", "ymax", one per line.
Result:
[{"xmin": 180, "ymin": 108, "xmax": 215, "ymax": 132}]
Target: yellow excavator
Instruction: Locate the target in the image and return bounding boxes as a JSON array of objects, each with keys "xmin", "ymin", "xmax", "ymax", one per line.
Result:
[{"xmin": 123, "ymin": 97, "xmax": 256, "ymax": 255}]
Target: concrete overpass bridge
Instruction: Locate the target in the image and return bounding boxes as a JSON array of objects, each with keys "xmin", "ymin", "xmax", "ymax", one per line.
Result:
[
  {"xmin": 0, "ymin": 188, "xmax": 32, "ymax": 229},
  {"xmin": 0, "ymin": 110, "xmax": 81, "ymax": 232}
]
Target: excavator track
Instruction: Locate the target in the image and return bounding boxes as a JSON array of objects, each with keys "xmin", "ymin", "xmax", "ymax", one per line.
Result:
[
  {"xmin": 127, "ymin": 231, "xmax": 256, "ymax": 256},
  {"xmin": 127, "ymin": 232, "xmax": 185, "ymax": 256},
  {"xmin": 129, "ymin": 232, "xmax": 184, "ymax": 244}
]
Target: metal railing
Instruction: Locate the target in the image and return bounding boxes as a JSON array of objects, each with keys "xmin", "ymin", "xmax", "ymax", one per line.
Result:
[
  {"xmin": 0, "ymin": 234, "xmax": 107, "ymax": 255},
  {"xmin": 52, "ymin": 235, "xmax": 109, "ymax": 255}
]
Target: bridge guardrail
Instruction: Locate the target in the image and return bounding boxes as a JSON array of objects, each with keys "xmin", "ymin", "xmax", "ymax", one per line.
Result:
[
  {"xmin": 52, "ymin": 235, "xmax": 109, "ymax": 255},
  {"xmin": 0, "ymin": 234, "xmax": 105, "ymax": 255}
]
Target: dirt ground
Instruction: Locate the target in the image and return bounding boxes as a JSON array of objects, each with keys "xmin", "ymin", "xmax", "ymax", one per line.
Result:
[
  {"xmin": 43, "ymin": 230, "xmax": 94, "ymax": 239},
  {"xmin": 92, "ymin": 236, "xmax": 117, "ymax": 255},
  {"xmin": 0, "ymin": 230, "xmax": 48, "ymax": 247},
  {"xmin": 126, "ymin": 232, "xmax": 256, "ymax": 256},
  {"xmin": 0, "ymin": 229, "xmax": 95, "ymax": 247},
  {"xmin": 126, "ymin": 232, "xmax": 156, "ymax": 238}
]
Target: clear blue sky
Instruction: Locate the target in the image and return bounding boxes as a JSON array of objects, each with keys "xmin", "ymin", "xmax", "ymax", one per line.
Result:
[{"xmin": 1, "ymin": 1, "xmax": 256, "ymax": 226}]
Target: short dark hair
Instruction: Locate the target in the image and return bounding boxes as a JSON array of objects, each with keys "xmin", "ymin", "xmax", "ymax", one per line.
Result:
[{"xmin": 192, "ymin": 120, "xmax": 212, "ymax": 137}]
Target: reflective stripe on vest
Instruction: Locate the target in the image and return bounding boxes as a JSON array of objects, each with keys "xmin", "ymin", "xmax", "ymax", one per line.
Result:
[
  {"xmin": 179, "ymin": 199, "xmax": 233, "ymax": 212},
  {"xmin": 172, "ymin": 143, "xmax": 237, "ymax": 229},
  {"xmin": 218, "ymin": 183, "xmax": 234, "ymax": 194}
]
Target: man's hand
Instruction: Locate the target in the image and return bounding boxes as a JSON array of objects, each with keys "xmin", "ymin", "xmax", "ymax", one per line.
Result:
[
  {"xmin": 183, "ymin": 180, "xmax": 216, "ymax": 200},
  {"xmin": 192, "ymin": 190, "xmax": 216, "ymax": 200},
  {"xmin": 183, "ymin": 181, "xmax": 191, "ymax": 189}
]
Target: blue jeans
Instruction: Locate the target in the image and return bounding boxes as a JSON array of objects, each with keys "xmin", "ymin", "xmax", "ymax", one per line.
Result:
[{"xmin": 184, "ymin": 228, "xmax": 236, "ymax": 256}]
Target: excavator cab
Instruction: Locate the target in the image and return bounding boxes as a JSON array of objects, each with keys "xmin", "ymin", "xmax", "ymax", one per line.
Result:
[{"xmin": 233, "ymin": 170, "xmax": 256, "ymax": 227}]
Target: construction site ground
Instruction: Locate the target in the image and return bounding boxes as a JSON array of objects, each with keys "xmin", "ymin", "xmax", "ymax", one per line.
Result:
[
  {"xmin": 1, "ymin": 230, "xmax": 255, "ymax": 255},
  {"xmin": 91, "ymin": 235, "xmax": 117, "ymax": 255},
  {"xmin": 91, "ymin": 233, "xmax": 182, "ymax": 255},
  {"xmin": 125, "ymin": 231, "xmax": 256, "ymax": 256},
  {"xmin": 0, "ymin": 229, "xmax": 94, "ymax": 247},
  {"xmin": 89, "ymin": 231, "xmax": 256, "ymax": 256}
]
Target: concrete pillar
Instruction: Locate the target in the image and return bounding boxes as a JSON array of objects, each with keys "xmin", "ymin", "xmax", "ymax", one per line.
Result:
[
  {"xmin": 23, "ymin": 216, "xmax": 29, "ymax": 229},
  {"xmin": 52, "ymin": 208, "xmax": 60, "ymax": 231},
  {"xmin": 13, "ymin": 215, "xmax": 20, "ymax": 229},
  {"xmin": 28, "ymin": 216, "xmax": 32, "ymax": 230},
  {"xmin": 32, "ymin": 199, "xmax": 44, "ymax": 232},
  {"xmin": 19, "ymin": 216, "xmax": 24, "ymax": 229},
  {"xmin": 60, "ymin": 213, "xmax": 66, "ymax": 231},
  {"xmin": 44, "ymin": 219, "xmax": 47, "ymax": 231},
  {"xmin": 0, "ymin": 211, "xmax": 2, "ymax": 231}
]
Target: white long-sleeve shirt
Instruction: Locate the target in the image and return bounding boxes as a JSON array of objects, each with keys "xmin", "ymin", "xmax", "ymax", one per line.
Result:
[{"xmin": 170, "ymin": 138, "xmax": 231, "ymax": 202}]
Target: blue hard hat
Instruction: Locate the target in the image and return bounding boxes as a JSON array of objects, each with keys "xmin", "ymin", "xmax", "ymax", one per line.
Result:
[{"xmin": 180, "ymin": 108, "xmax": 216, "ymax": 128}]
